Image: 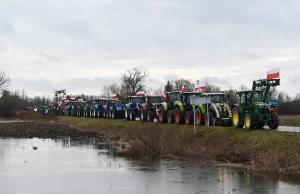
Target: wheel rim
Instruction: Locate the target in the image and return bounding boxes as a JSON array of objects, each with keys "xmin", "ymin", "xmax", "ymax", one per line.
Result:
[
  {"xmin": 175, "ymin": 111, "xmax": 180, "ymax": 122},
  {"xmin": 196, "ymin": 111, "xmax": 201, "ymax": 124},
  {"xmin": 130, "ymin": 111, "xmax": 132, "ymax": 119},
  {"xmin": 245, "ymin": 115, "xmax": 251, "ymax": 128},
  {"xmin": 159, "ymin": 108, "xmax": 163, "ymax": 121},
  {"xmin": 185, "ymin": 113, "xmax": 189, "ymax": 123},
  {"xmin": 141, "ymin": 111, "xmax": 143, "ymax": 120},
  {"xmin": 232, "ymin": 110, "xmax": 239, "ymax": 125},
  {"xmin": 205, "ymin": 113, "xmax": 208, "ymax": 125},
  {"xmin": 125, "ymin": 110, "xmax": 127, "ymax": 118}
]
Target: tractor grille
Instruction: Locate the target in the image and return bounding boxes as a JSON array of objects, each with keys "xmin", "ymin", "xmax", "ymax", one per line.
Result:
[{"xmin": 259, "ymin": 107, "xmax": 269, "ymax": 114}]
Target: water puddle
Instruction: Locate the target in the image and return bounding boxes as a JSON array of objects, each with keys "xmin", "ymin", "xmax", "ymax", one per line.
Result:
[{"xmin": 0, "ymin": 138, "xmax": 300, "ymax": 194}]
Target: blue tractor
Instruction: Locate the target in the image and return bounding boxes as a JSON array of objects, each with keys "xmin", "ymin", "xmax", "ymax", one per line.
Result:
[
  {"xmin": 124, "ymin": 96, "xmax": 146, "ymax": 121},
  {"xmin": 90, "ymin": 98, "xmax": 107, "ymax": 118},
  {"xmin": 105, "ymin": 100, "xmax": 125, "ymax": 119}
]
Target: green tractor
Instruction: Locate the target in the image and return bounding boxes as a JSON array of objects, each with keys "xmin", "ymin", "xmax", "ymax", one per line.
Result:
[
  {"xmin": 158, "ymin": 91, "xmax": 204, "ymax": 124},
  {"xmin": 200, "ymin": 93, "xmax": 232, "ymax": 126},
  {"xmin": 231, "ymin": 79, "xmax": 280, "ymax": 129}
]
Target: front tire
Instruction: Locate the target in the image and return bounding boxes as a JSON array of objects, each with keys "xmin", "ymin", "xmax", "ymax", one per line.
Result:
[
  {"xmin": 268, "ymin": 111, "xmax": 279, "ymax": 129},
  {"xmin": 244, "ymin": 113, "xmax": 255, "ymax": 129},
  {"xmin": 167, "ymin": 110, "xmax": 175, "ymax": 124},
  {"xmin": 130, "ymin": 110, "xmax": 136, "ymax": 121},
  {"xmin": 147, "ymin": 111, "xmax": 154, "ymax": 122},
  {"xmin": 185, "ymin": 111, "xmax": 194, "ymax": 125},
  {"xmin": 140, "ymin": 109, "xmax": 147, "ymax": 121},
  {"xmin": 158, "ymin": 106, "xmax": 167, "ymax": 123},
  {"xmin": 125, "ymin": 109, "xmax": 130, "ymax": 120}
]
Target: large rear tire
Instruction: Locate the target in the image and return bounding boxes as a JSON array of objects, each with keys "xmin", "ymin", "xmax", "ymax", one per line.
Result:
[
  {"xmin": 231, "ymin": 107, "xmax": 243, "ymax": 128},
  {"xmin": 158, "ymin": 106, "xmax": 167, "ymax": 123},
  {"xmin": 185, "ymin": 111, "xmax": 194, "ymax": 125},
  {"xmin": 174, "ymin": 107, "xmax": 183, "ymax": 124},
  {"xmin": 268, "ymin": 111, "xmax": 279, "ymax": 129},
  {"xmin": 167, "ymin": 110, "xmax": 175, "ymax": 124}
]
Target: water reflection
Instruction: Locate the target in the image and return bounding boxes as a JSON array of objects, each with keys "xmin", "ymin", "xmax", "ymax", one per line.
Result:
[{"xmin": 0, "ymin": 138, "xmax": 300, "ymax": 194}]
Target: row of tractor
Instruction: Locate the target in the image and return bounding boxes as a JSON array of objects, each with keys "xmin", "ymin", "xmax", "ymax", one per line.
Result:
[{"xmin": 49, "ymin": 78, "xmax": 280, "ymax": 130}]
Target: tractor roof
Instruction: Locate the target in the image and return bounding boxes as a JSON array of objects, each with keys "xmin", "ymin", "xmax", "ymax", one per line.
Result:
[
  {"xmin": 203, "ymin": 93, "xmax": 225, "ymax": 96},
  {"xmin": 128, "ymin": 96, "xmax": 145, "ymax": 98},
  {"xmin": 166, "ymin": 91, "xmax": 181, "ymax": 94},
  {"xmin": 236, "ymin": 90, "xmax": 263, "ymax": 94},
  {"xmin": 146, "ymin": 95, "xmax": 162, "ymax": 98}
]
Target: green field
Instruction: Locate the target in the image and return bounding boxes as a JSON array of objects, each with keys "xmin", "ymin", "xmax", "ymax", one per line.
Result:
[{"xmin": 58, "ymin": 116, "xmax": 300, "ymax": 178}]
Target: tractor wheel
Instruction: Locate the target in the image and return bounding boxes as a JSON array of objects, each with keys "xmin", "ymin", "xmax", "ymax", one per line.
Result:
[
  {"xmin": 174, "ymin": 107, "xmax": 183, "ymax": 124},
  {"xmin": 158, "ymin": 106, "xmax": 167, "ymax": 123},
  {"xmin": 94, "ymin": 109, "xmax": 97, "ymax": 118},
  {"xmin": 268, "ymin": 111, "xmax": 279, "ymax": 129},
  {"xmin": 147, "ymin": 111, "xmax": 154, "ymax": 122},
  {"xmin": 111, "ymin": 111, "xmax": 116, "ymax": 119},
  {"xmin": 231, "ymin": 107, "xmax": 243, "ymax": 128},
  {"xmin": 185, "ymin": 111, "xmax": 194, "ymax": 125},
  {"xmin": 140, "ymin": 109, "xmax": 147, "ymax": 122},
  {"xmin": 195, "ymin": 108, "xmax": 204, "ymax": 125},
  {"xmin": 167, "ymin": 110, "xmax": 175, "ymax": 124},
  {"xmin": 205, "ymin": 112, "xmax": 213, "ymax": 126},
  {"xmin": 256, "ymin": 121, "xmax": 265, "ymax": 129},
  {"xmin": 130, "ymin": 110, "xmax": 136, "ymax": 121},
  {"xmin": 125, "ymin": 109, "xmax": 130, "ymax": 120},
  {"xmin": 99, "ymin": 110, "xmax": 103, "ymax": 118},
  {"xmin": 103, "ymin": 110, "xmax": 106, "ymax": 118},
  {"xmin": 244, "ymin": 113, "xmax": 255, "ymax": 129}
]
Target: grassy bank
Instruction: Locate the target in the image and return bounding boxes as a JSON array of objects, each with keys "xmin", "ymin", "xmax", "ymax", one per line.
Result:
[
  {"xmin": 58, "ymin": 116, "xmax": 300, "ymax": 177},
  {"xmin": 279, "ymin": 115, "xmax": 300, "ymax": 127}
]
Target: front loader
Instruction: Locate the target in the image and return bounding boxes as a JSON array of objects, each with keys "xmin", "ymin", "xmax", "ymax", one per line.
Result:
[{"xmin": 231, "ymin": 78, "xmax": 280, "ymax": 129}]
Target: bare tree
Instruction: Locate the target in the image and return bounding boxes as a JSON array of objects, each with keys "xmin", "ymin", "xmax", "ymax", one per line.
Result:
[
  {"xmin": 171, "ymin": 79, "xmax": 193, "ymax": 92},
  {"xmin": 120, "ymin": 66, "xmax": 148, "ymax": 97},
  {"xmin": 0, "ymin": 71, "xmax": 10, "ymax": 91}
]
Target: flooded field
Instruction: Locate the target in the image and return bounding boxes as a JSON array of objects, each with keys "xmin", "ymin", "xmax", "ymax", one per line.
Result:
[{"xmin": 0, "ymin": 138, "xmax": 300, "ymax": 194}]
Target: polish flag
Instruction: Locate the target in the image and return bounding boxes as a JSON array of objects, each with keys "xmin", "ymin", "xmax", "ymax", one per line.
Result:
[
  {"xmin": 195, "ymin": 81, "xmax": 207, "ymax": 91},
  {"xmin": 267, "ymin": 67, "xmax": 280, "ymax": 80},
  {"xmin": 111, "ymin": 94, "xmax": 117, "ymax": 99},
  {"xmin": 70, "ymin": 97, "xmax": 76, "ymax": 102},
  {"xmin": 162, "ymin": 91, "xmax": 166, "ymax": 101},
  {"xmin": 181, "ymin": 85, "xmax": 185, "ymax": 93},
  {"xmin": 77, "ymin": 99, "xmax": 84, "ymax": 102},
  {"xmin": 136, "ymin": 91, "xmax": 145, "ymax": 97}
]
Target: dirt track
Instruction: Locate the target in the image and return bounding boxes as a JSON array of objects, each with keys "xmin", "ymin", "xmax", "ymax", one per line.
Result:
[{"xmin": 0, "ymin": 121, "xmax": 101, "ymax": 139}]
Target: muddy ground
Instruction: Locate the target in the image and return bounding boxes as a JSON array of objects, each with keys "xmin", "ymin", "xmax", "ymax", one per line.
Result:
[{"xmin": 0, "ymin": 121, "xmax": 102, "ymax": 139}]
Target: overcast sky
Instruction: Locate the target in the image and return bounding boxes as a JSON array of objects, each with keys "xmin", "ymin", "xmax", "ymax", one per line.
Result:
[{"xmin": 0, "ymin": 0, "xmax": 299, "ymax": 98}]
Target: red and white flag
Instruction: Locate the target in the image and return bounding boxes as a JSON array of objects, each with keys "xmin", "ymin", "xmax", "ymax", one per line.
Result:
[
  {"xmin": 162, "ymin": 91, "xmax": 166, "ymax": 101},
  {"xmin": 181, "ymin": 85, "xmax": 185, "ymax": 93},
  {"xmin": 136, "ymin": 91, "xmax": 145, "ymax": 97},
  {"xmin": 266, "ymin": 67, "xmax": 280, "ymax": 80},
  {"xmin": 195, "ymin": 81, "xmax": 206, "ymax": 92}
]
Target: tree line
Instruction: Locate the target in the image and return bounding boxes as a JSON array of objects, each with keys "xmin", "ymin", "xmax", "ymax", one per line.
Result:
[{"xmin": 0, "ymin": 68, "xmax": 299, "ymax": 117}]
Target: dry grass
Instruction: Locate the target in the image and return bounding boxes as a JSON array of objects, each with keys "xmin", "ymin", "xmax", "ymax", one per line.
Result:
[
  {"xmin": 58, "ymin": 116, "xmax": 300, "ymax": 177},
  {"xmin": 16, "ymin": 111, "xmax": 58, "ymax": 121},
  {"xmin": 279, "ymin": 114, "xmax": 300, "ymax": 127}
]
